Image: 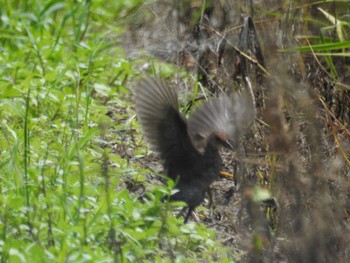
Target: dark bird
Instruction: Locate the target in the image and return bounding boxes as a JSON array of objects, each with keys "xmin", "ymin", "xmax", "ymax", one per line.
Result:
[{"xmin": 133, "ymin": 76, "xmax": 254, "ymax": 222}]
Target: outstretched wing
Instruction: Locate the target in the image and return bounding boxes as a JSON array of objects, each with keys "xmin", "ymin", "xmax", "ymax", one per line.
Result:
[
  {"xmin": 187, "ymin": 92, "xmax": 254, "ymax": 150},
  {"xmin": 133, "ymin": 77, "xmax": 200, "ymax": 179},
  {"xmin": 133, "ymin": 77, "xmax": 178, "ymax": 152}
]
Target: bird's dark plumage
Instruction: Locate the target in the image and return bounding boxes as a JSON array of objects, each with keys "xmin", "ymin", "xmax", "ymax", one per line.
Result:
[{"xmin": 133, "ymin": 76, "xmax": 254, "ymax": 221}]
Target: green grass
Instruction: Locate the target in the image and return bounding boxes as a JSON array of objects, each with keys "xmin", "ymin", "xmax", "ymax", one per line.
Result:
[{"xmin": 0, "ymin": 1, "xmax": 226, "ymax": 261}]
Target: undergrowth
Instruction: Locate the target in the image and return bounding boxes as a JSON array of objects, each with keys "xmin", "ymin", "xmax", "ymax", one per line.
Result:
[{"xmin": 0, "ymin": 0, "xmax": 226, "ymax": 262}]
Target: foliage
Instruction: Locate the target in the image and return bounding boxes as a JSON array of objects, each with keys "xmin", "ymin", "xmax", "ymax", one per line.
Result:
[{"xmin": 0, "ymin": 0, "xmax": 225, "ymax": 261}]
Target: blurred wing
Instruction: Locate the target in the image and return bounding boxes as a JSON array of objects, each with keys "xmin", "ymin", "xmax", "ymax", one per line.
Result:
[
  {"xmin": 133, "ymin": 77, "xmax": 179, "ymax": 152},
  {"xmin": 133, "ymin": 77, "xmax": 200, "ymax": 178},
  {"xmin": 187, "ymin": 92, "xmax": 254, "ymax": 148}
]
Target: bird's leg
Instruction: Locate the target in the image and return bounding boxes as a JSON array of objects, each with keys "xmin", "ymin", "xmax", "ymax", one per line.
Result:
[
  {"xmin": 207, "ymin": 189, "xmax": 215, "ymax": 222},
  {"xmin": 184, "ymin": 208, "xmax": 192, "ymax": 223},
  {"xmin": 181, "ymin": 207, "xmax": 201, "ymax": 223},
  {"xmin": 176, "ymin": 207, "xmax": 193, "ymax": 224},
  {"xmin": 177, "ymin": 207, "xmax": 193, "ymax": 223}
]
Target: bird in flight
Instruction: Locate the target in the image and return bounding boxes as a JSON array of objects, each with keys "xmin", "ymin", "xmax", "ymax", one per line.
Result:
[{"xmin": 133, "ymin": 76, "xmax": 254, "ymax": 222}]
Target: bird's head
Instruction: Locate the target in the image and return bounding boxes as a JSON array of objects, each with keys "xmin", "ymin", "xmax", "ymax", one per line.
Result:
[
  {"xmin": 193, "ymin": 131, "xmax": 234, "ymax": 152},
  {"xmin": 209, "ymin": 131, "xmax": 234, "ymax": 150},
  {"xmin": 187, "ymin": 92, "xmax": 254, "ymax": 153}
]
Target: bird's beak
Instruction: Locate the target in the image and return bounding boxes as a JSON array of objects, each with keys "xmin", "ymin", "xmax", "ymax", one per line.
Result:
[{"xmin": 222, "ymin": 140, "xmax": 234, "ymax": 150}]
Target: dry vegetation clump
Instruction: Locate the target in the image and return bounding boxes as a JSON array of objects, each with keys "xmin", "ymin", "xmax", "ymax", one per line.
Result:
[{"xmin": 122, "ymin": 0, "xmax": 350, "ymax": 261}]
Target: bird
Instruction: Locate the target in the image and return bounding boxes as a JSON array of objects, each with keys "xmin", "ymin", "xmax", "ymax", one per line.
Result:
[{"xmin": 133, "ymin": 76, "xmax": 254, "ymax": 222}]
